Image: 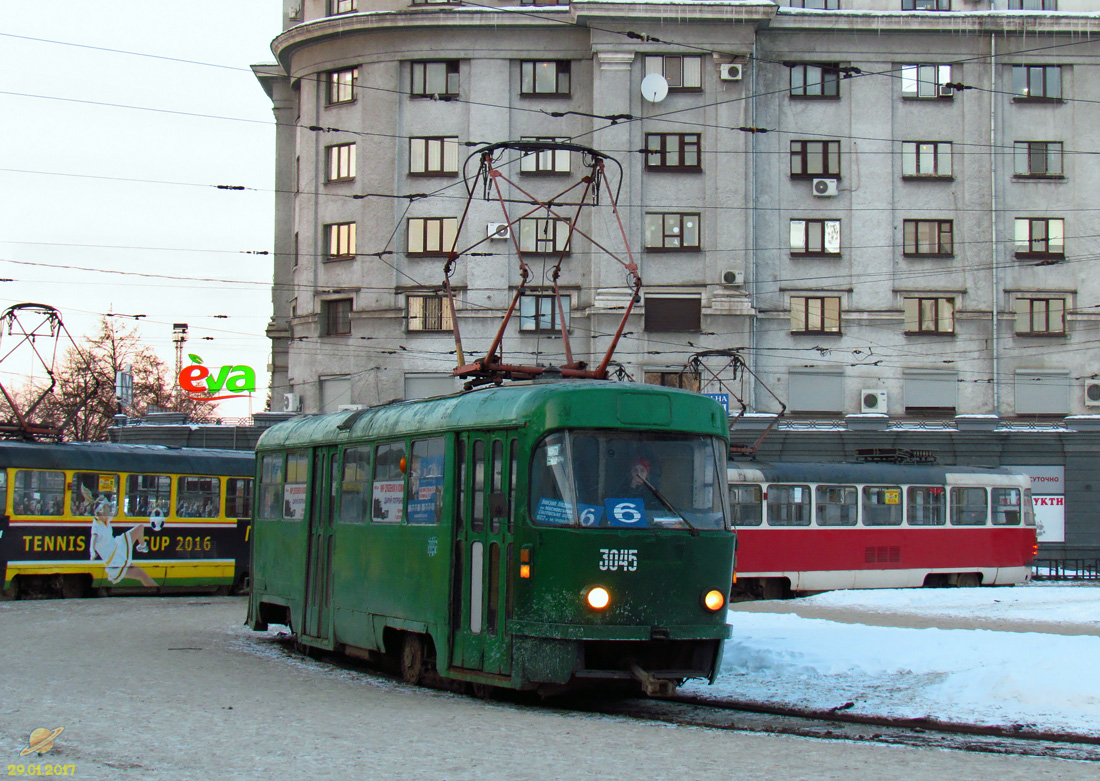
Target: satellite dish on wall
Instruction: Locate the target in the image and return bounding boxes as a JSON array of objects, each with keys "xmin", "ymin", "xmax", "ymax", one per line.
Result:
[{"xmin": 640, "ymin": 73, "xmax": 669, "ymax": 103}]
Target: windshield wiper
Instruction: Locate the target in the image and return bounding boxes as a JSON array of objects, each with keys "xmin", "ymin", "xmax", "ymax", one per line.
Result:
[{"xmin": 639, "ymin": 477, "xmax": 699, "ymax": 536}]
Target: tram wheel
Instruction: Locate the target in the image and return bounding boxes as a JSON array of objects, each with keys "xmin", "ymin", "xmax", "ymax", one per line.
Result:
[
  {"xmin": 957, "ymin": 573, "xmax": 981, "ymax": 588},
  {"xmin": 401, "ymin": 634, "xmax": 425, "ymax": 685}
]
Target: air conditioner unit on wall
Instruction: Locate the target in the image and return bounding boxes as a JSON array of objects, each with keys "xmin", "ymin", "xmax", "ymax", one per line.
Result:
[
  {"xmin": 718, "ymin": 63, "xmax": 743, "ymax": 82},
  {"xmin": 813, "ymin": 178, "xmax": 839, "ymax": 197},
  {"xmin": 338, "ymin": 404, "xmax": 366, "ymax": 412},
  {"xmin": 1085, "ymin": 380, "xmax": 1100, "ymax": 407},
  {"xmin": 861, "ymin": 389, "xmax": 888, "ymax": 413},
  {"xmin": 487, "ymin": 223, "xmax": 510, "ymax": 240},
  {"xmin": 282, "ymin": 392, "xmax": 302, "ymax": 413},
  {"xmin": 721, "ymin": 269, "xmax": 744, "ymax": 287}
]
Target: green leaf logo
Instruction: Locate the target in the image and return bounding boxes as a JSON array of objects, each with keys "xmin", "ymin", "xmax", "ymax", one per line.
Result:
[{"xmin": 188, "ymin": 354, "xmax": 203, "ymax": 364}]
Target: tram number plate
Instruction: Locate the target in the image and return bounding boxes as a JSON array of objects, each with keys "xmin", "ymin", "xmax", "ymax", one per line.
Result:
[{"xmin": 598, "ymin": 548, "xmax": 638, "ymax": 572}]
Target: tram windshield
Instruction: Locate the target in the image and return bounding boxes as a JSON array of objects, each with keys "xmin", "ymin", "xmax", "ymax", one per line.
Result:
[{"xmin": 529, "ymin": 429, "xmax": 729, "ymax": 530}]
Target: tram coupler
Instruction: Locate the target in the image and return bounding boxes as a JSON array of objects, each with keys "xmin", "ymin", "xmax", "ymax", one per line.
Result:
[{"xmin": 629, "ymin": 663, "xmax": 676, "ymax": 697}]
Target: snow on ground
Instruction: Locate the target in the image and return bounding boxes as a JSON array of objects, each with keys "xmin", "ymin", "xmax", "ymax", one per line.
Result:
[{"xmin": 680, "ymin": 584, "xmax": 1100, "ymax": 738}]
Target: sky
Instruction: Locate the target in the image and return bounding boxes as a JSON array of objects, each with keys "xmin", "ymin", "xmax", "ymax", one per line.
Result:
[{"xmin": 0, "ymin": 2, "xmax": 282, "ymax": 419}]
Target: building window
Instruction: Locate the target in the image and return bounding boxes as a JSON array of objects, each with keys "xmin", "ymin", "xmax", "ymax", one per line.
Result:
[
  {"xmin": 789, "ymin": 64, "xmax": 841, "ymax": 98},
  {"xmin": 411, "ymin": 61, "xmax": 460, "ymax": 98},
  {"xmin": 643, "ymin": 370, "xmax": 700, "ymax": 391},
  {"xmin": 790, "ymin": 140, "xmax": 841, "ymax": 177},
  {"xmin": 644, "ymin": 297, "xmax": 702, "ymax": 333},
  {"xmin": 644, "ymin": 213, "xmax": 700, "ymax": 250},
  {"xmin": 325, "ymin": 143, "xmax": 356, "ymax": 182},
  {"xmin": 519, "ymin": 137, "xmax": 571, "ymax": 174},
  {"xmin": 518, "ymin": 218, "xmax": 571, "ymax": 254},
  {"xmin": 902, "ymin": 141, "xmax": 952, "ymax": 178},
  {"xmin": 1015, "ymin": 218, "xmax": 1064, "ymax": 258},
  {"xmin": 1008, "ymin": 0, "xmax": 1055, "ymax": 7},
  {"xmin": 322, "ymin": 299, "xmax": 353, "ymax": 336},
  {"xmin": 645, "ymin": 133, "xmax": 701, "ymax": 171},
  {"xmin": 409, "ymin": 137, "xmax": 459, "ymax": 175},
  {"xmin": 644, "ymin": 55, "xmax": 703, "ymax": 90},
  {"xmin": 327, "ymin": 67, "xmax": 358, "ymax": 105},
  {"xmin": 903, "ymin": 219, "xmax": 953, "ymax": 256},
  {"xmin": 901, "ymin": 64, "xmax": 953, "ymax": 99},
  {"xmin": 325, "ymin": 222, "xmax": 356, "ymax": 260},
  {"xmin": 790, "ymin": 219, "xmax": 841, "ymax": 256},
  {"xmin": 1015, "ymin": 297, "xmax": 1066, "ymax": 336},
  {"xmin": 520, "ymin": 61, "xmax": 571, "ymax": 96},
  {"xmin": 329, "ymin": 0, "xmax": 357, "ymax": 13},
  {"xmin": 902, "ymin": 0, "xmax": 949, "ymax": 9},
  {"xmin": 1014, "ymin": 141, "xmax": 1063, "ymax": 178},
  {"xmin": 407, "ymin": 294, "xmax": 453, "ymax": 332},
  {"xmin": 790, "ymin": 296, "xmax": 841, "ymax": 334},
  {"xmin": 790, "ymin": 0, "xmax": 839, "ymax": 6},
  {"xmin": 407, "ymin": 217, "xmax": 458, "ymax": 256},
  {"xmin": 519, "ymin": 293, "xmax": 570, "ymax": 333},
  {"xmin": 903, "ymin": 297, "xmax": 955, "ymax": 334},
  {"xmin": 788, "ymin": 369, "xmax": 844, "ymax": 413},
  {"xmin": 1015, "ymin": 370, "xmax": 1069, "ymax": 416},
  {"xmin": 1013, "ymin": 65, "xmax": 1062, "ymax": 101}
]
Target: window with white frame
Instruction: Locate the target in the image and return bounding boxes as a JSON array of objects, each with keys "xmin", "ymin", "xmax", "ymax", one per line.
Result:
[
  {"xmin": 903, "ymin": 296, "xmax": 955, "ymax": 334},
  {"xmin": 901, "ymin": 64, "xmax": 954, "ymax": 98},
  {"xmin": 407, "ymin": 217, "xmax": 458, "ymax": 256},
  {"xmin": 322, "ymin": 298, "xmax": 353, "ymax": 336},
  {"xmin": 411, "ymin": 61, "xmax": 460, "ymax": 97},
  {"xmin": 520, "ymin": 137, "xmax": 571, "ymax": 174},
  {"xmin": 1012, "ymin": 65, "xmax": 1062, "ymax": 100},
  {"xmin": 518, "ymin": 218, "xmax": 571, "ymax": 254},
  {"xmin": 644, "ymin": 55, "xmax": 703, "ymax": 90},
  {"xmin": 1015, "ymin": 218, "xmax": 1064, "ymax": 258},
  {"xmin": 902, "ymin": 0, "xmax": 949, "ymax": 9},
  {"xmin": 409, "ymin": 136, "xmax": 459, "ymax": 175},
  {"xmin": 789, "ymin": 64, "xmax": 841, "ymax": 97},
  {"xmin": 790, "ymin": 296, "xmax": 841, "ymax": 334},
  {"xmin": 645, "ymin": 133, "xmax": 701, "ymax": 171},
  {"xmin": 327, "ymin": 67, "xmax": 358, "ymax": 105},
  {"xmin": 407, "ymin": 293, "xmax": 454, "ymax": 332},
  {"xmin": 902, "ymin": 141, "xmax": 952, "ymax": 178},
  {"xmin": 790, "ymin": 219, "xmax": 841, "ymax": 256},
  {"xmin": 790, "ymin": 0, "xmax": 839, "ymax": 6},
  {"xmin": 1008, "ymin": 0, "xmax": 1055, "ymax": 8},
  {"xmin": 788, "ymin": 368, "xmax": 844, "ymax": 413},
  {"xmin": 1015, "ymin": 371, "xmax": 1069, "ymax": 415},
  {"xmin": 519, "ymin": 292, "xmax": 570, "ymax": 333},
  {"xmin": 645, "ymin": 213, "xmax": 700, "ymax": 250},
  {"xmin": 1014, "ymin": 141, "xmax": 1063, "ymax": 178},
  {"xmin": 325, "ymin": 222, "xmax": 356, "ymax": 259},
  {"xmin": 520, "ymin": 61, "xmax": 571, "ymax": 96},
  {"xmin": 903, "ymin": 369, "xmax": 957, "ymax": 413},
  {"xmin": 1015, "ymin": 297, "xmax": 1066, "ymax": 335},
  {"xmin": 790, "ymin": 140, "xmax": 841, "ymax": 177},
  {"xmin": 903, "ymin": 219, "xmax": 953, "ymax": 256},
  {"xmin": 326, "ymin": 143, "xmax": 356, "ymax": 182},
  {"xmin": 329, "ymin": 0, "xmax": 357, "ymax": 13}
]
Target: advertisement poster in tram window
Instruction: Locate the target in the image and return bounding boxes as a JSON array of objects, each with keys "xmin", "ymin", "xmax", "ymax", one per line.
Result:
[
  {"xmin": 406, "ymin": 455, "xmax": 444, "ymax": 524},
  {"xmin": 1006, "ymin": 465, "xmax": 1065, "ymax": 543},
  {"xmin": 283, "ymin": 484, "xmax": 307, "ymax": 520},
  {"xmin": 372, "ymin": 479, "xmax": 404, "ymax": 523}
]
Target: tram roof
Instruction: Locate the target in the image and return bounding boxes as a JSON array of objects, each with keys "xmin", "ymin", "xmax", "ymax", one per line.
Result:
[
  {"xmin": 728, "ymin": 460, "xmax": 1030, "ymax": 485},
  {"xmin": 0, "ymin": 440, "xmax": 254, "ymax": 476},
  {"xmin": 257, "ymin": 380, "xmax": 729, "ymax": 450}
]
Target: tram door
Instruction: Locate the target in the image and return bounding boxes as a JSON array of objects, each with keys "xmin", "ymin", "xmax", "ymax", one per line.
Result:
[
  {"xmin": 451, "ymin": 432, "xmax": 515, "ymax": 676},
  {"xmin": 303, "ymin": 447, "xmax": 339, "ymax": 646}
]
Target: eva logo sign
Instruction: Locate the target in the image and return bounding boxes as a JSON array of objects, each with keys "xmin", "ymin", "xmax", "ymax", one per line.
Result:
[{"xmin": 178, "ymin": 354, "xmax": 256, "ymax": 401}]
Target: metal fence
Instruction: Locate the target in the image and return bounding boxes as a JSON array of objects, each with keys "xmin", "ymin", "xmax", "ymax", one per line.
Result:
[{"xmin": 1033, "ymin": 559, "xmax": 1100, "ymax": 581}]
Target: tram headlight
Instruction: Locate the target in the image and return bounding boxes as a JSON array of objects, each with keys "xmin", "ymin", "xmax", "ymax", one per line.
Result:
[
  {"xmin": 702, "ymin": 589, "xmax": 726, "ymax": 612},
  {"xmin": 585, "ymin": 586, "xmax": 611, "ymax": 610}
]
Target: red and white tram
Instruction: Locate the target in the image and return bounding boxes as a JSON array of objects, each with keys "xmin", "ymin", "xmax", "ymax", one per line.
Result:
[{"xmin": 728, "ymin": 461, "xmax": 1038, "ymax": 599}]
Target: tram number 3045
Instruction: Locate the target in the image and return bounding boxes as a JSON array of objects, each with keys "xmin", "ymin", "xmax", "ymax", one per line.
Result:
[{"xmin": 598, "ymin": 548, "xmax": 638, "ymax": 572}]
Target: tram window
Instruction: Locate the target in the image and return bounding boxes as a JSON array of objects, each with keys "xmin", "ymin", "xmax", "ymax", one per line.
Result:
[
  {"xmin": 508, "ymin": 439, "xmax": 517, "ymax": 534},
  {"xmin": 767, "ymin": 484, "xmax": 812, "ymax": 526},
  {"xmin": 70, "ymin": 473, "xmax": 119, "ymax": 516},
  {"xmin": 472, "ymin": 439, "xmax": 485, "ymax": 532},
  {"xmin": 0, "ymin": 471, "xmax": 6, "ymax": 513},
  {"xmin": 372, "ymin": 442, "xmax": 406, "ymax": 523},
  {"xmin": 489, "ymin": 439, "xmax": 503, "ymax": 533},
  {"xmin": 907, "ymin": 486, "xmax": 946, "ymax": 526},
  {"xmin": 729, "ymin": 484, "xmax": 763, "ymax": 526},
  {"xmin": 124, "ymin": 474, "xmax": 171, "ymax": 518},
  {"xmin": 457, "ymin": 438, "xmax": 467, "ymax": 526},
  {"xmin": 816, "ymin": 485, "xmax": 857, "ymax": 526},
  {"xmin": 339, "ymin": 447, "xmax": 370, "ymax": 523},
  {"xmin": 177, "ymin": 476, "xmax": 220, "ymax": 518},
  {"xmin": 14, "ymin": 470, "xmax": 65, "ymax": 516},
  {"xmin": 225, "ymin": 478, "xmax": 253, "ymax": 518},
  {"xmin": 991, "ymin": 488, "xmax": 1022, "ymax": 526},
  {"xmin": 951, "ymin": 486, "xmax": 988, "ymax": 526},
  {"xmin": 408, "ymin": 437, "xmax": 444, "ymax": 525},
  {"xmin": 258, "ymin": 455, "xmax": 285, "ymax": 520},
  {"xmin": 284, "ymin": 451, "xmax": 309, "ymax": 521},
  {"xmin": 862, "ymin": 486, "xmax": 903, "ymax": 526}
]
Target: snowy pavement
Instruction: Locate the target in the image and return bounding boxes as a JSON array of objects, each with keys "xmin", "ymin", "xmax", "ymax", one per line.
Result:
[{"xmin": 682, "ymin": 583, "xmax": 1100, "ymax": 738}]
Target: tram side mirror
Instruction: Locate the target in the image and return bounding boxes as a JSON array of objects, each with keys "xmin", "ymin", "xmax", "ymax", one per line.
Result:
[{"xmin": 489, "ymin": 492, "xmax": 508, "ymax": 520}]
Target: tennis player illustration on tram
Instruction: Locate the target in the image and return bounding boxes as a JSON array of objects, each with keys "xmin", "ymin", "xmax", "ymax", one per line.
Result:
[{"xmin": 85, "ymin": 487, "xmax": 157, "ymax": 588}]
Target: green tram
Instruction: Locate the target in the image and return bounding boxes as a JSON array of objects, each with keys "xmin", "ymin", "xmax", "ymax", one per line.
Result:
[{"xmin": 248, "ymin": 380, "xmax": 735, "ymax": 696}]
